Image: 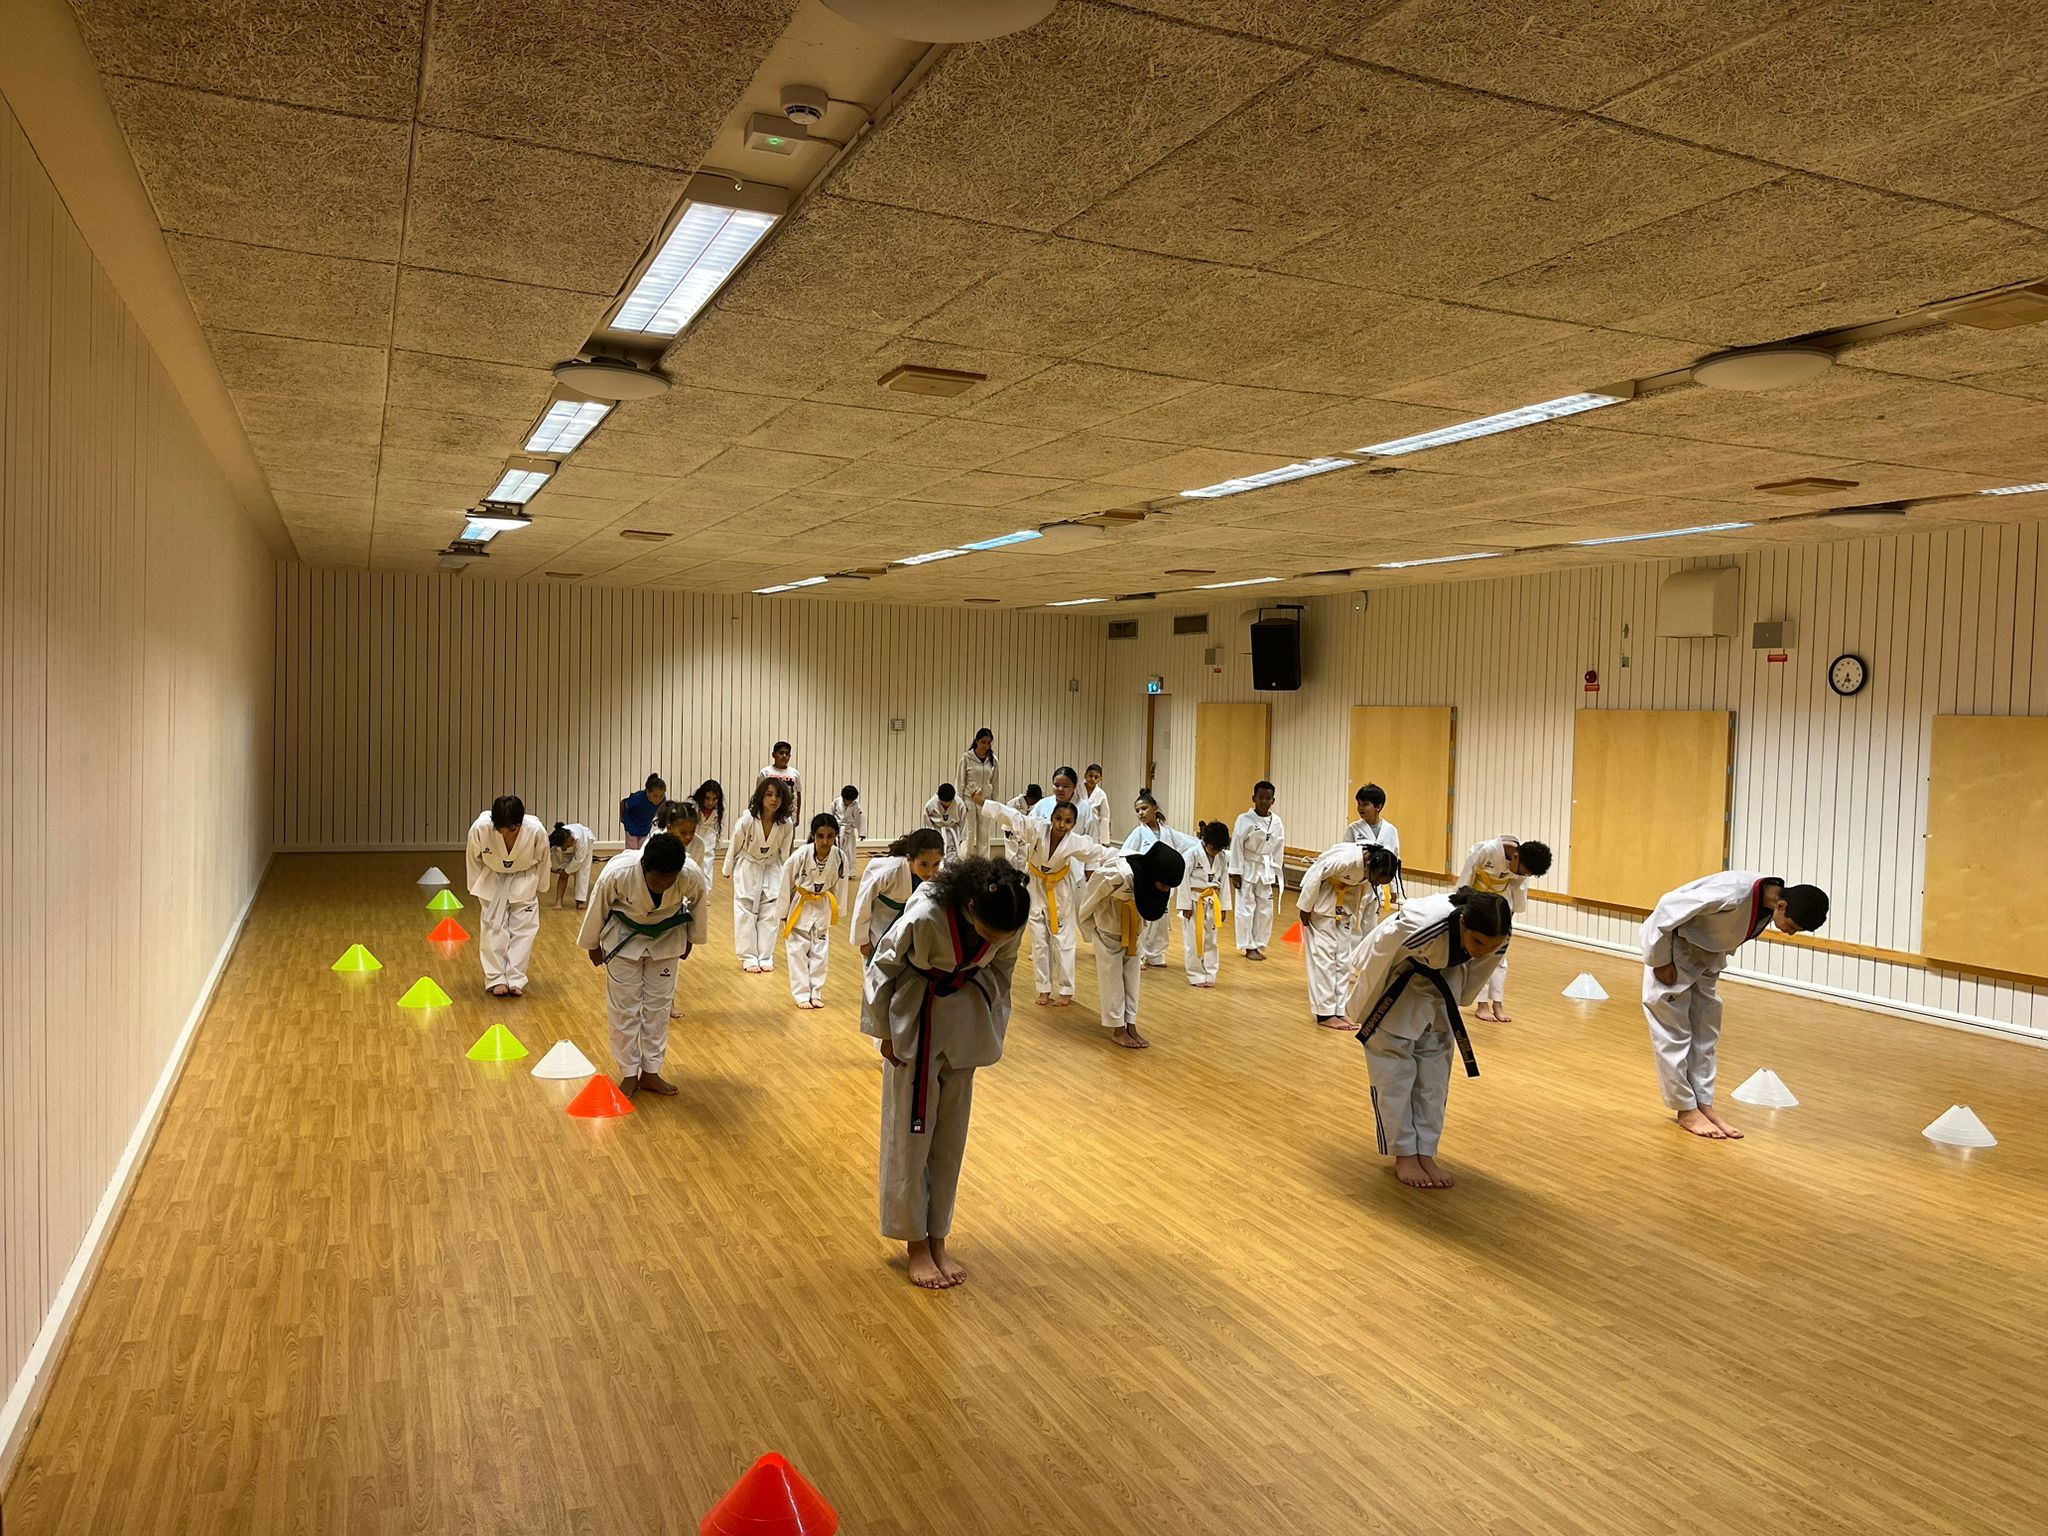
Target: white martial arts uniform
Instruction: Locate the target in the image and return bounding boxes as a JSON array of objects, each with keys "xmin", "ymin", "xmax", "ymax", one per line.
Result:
[
  {"xmin": 1000, "ymin": 793, "xmax": 1036, "ymax": 867},
  {"xmin": 1459, "ymin": 835, "xmax": 1534, "ymax": 1005},
  {"xmin": 830, "ymin": 796, "xmax": 865, "ymax": 850},
  {"xmin": 923, "ymin": 794, "xmax": 970, "ymax": 861},
  {"xmin": 778, "ymin": 843, "xmax": 854, "ymax": 1006},
  {"xmin": 1178, "ymin": 845, "xmax": 1233, "ymax": 985},
  {"xmin": 1298, "ymin": 843, "xmax": 1382, "ymax": 1019},
  {"xmin": 722, "ymin": 812, "xmax": 795, "ymax": 969},
  {"xmin": 1084, "ymin": 783, "xmax": 1111, "ymax": 844},
  {"xmin": 982, "ymin": 799, "xmax": 1103, "ymax": 1000},
  {"xmin": 1347, "ymin": 816, "xmax": 1401, "ymax": 859},
  {"xmin": 548, "ymin": 823, "xmax": 596, "ymax": 906},
  {"xmin": 1031, "ymin": 792, "xmax": 1099, "ymax": 841},
  {"xmin": 853, "ymin": 854, "xmax": 922, "ymax": 957},
  {"xmin": 863, "ymin": 887, "xmax": 1021, "ymax": 1242},
  {"xmin": 1640, "ymin": 871, "xmax": 1781, "ymax": 1112},
  {"xmin": 465, "ymin": 811, "xmax": 550, "ymax": 992},
  {"xmin": 956, "ymin": 749, "xmax": 1000, "ymax": 856},
  {"xmin": 1079, "ymin": 864, "xmax": 1148, "ymax": 1031},
  {"xmin": 1345, "ymin": 895, "xmax": 1505, "ymax": 1159},
  {"xmin": 1121, "ymin": 822, "xmax": 1200, "ymax": 966},
  {"xmin": 1230, "ymin": 808, "xmax": 1287, "ymax": 953},
  {"xmin": 576, "ymin": 850, "xmax": 708, "ymax": 1077}
]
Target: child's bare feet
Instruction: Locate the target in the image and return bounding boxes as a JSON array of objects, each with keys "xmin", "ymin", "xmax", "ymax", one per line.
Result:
[
  {"xmin": 1416, "ymin": 1154, "xmax": 1455, "ymax": 1187},
  {"xmin": 1495, "ymin": 1009, "xmax": 1513, "ymax": 1022},
  {"xmin": 1676, "ymin": 1108, "xmax": 1728, "ymax": 1138},
  {"xmin": 1700, "ymin": 1104, "xmax": 1744, "ymax": 1139},
  {"xmin": 1316, "ymin": 1016, "xmax": 1353, "ymax": 1031},
  {"xmin": 930, "ymin": 1238, "xmax": 967, "ymax": 1285},
  {"xmin": 1246, "ymin": 948, "xmax": 1266, "ymax": 962},
  {"xmin": 619, "ymin": 1073, "xmax": 640, "ymax": 1097},
  {"xmin": 489, "ymin": 984, "xmax": 510, "ymax": 997},
  {"xmin": 639, "ymin": 1072, "xmax": 678, "ymax": 1096},
  {"xmin": 1473, "ymin": 1003, "xmax": 1498, "ymax": 1021},
  {"xmin": 906, "ymin": 1240, "xmax": 952, "ymax": 1290},
  {"xmin": 1393, "ymin": 1155, "xmax": 1436, "ymax": 1188},
  {"xmin": 506, "ymin": 987, "xmax": 523, "ymax": 998},
  {"xmin": 1037, "ymin": 992, "xmax": 1054, "ymax": 1007},
  {"xmin": 1053, "ymin": 995, "xmax": 1074, "ymax": 1007},
  {"xmin": 1109, "ymin": 1025, "xmax": 1149, "ymax": 1049}
]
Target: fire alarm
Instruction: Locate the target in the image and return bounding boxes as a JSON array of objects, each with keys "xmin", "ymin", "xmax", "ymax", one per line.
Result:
[{"xmin": 1584, "ymin": 669, "xmax": 1601, "ymax": 694}]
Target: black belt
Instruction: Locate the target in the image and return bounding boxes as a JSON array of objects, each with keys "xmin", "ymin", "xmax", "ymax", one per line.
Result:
[{"xmin": 1355, "ymin": 960, "xmax": 1479, "ymax": 1078}]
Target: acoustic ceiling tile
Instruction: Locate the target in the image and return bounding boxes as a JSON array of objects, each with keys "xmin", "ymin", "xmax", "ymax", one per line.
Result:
[
  {"xmin": 392, "ymin": 269, "xmax": 611, "ymax": 368},
  {"xmin": 168, "ymin": 235, "xmax": 394, "ymax": 346},
  {"xmin": 206, "ymin": 330, "xmax": 387, "ymax": 405}
]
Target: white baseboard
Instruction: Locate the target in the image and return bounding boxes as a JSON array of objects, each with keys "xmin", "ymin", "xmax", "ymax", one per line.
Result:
[{"xmin": 0, "ymin": 851, "xmax": 276, "ymax": 1488}]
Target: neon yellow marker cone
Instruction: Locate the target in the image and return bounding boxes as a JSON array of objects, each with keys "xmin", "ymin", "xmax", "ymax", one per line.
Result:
[
  {"xmin": 331, "ymin": 943, "xmax": 382, "ymax": 973},
  {"xmin": 466, "ymin": 1023, "xmax": 527, "ymax": 1062},
  {"xmin": 427, "ymin": 889, "xmax": 463, "ymax": 912},
  {"xmin": 398, "ymin": 977, "xmax": 453, "ymax": 1009}
]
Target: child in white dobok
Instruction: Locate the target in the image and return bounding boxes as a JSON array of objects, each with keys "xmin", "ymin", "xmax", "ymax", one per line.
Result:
[
  {"xmin": 974, "ymin": 792, "xmax": 1105, "ymax": 1007},
  {"xmin": 1229, "ymin": 781, "xmax": 1285, "ymax": 960},
  {"xmin": 1299, "ymin": 841, "xmax": 1401, "ymax": 1027},
  {"xmin": 1078, "ymin": 841, "xmax": 1185, "ymax": 1050},
  {"xmin": 1179, "ymin": 822, "xmax": 1234, "ymax": 987},
  {"xmin": 1641, "ymin": 872, "xmax": 1828, "ymax": 1140},
  {"xmin": 577, "ymin": 833, "xmax": 706, "ymax": 1098},
  {"xmin": 924, "ymin": 783, "xmax": 969, "ymax": 861},
  {"xmin": 547, "ymin": 821, "xmax": 596, "ymax": 910},
  {"xmin": 723, "ymin": 777, "xmax": 795, "ymax": 973},
  {"xmin": 651, "ymin": 797, "xmax": 711, "ymax": 1019},
  {"xmin": 864, "ymin": 857, "xmax": 1031, "ymax": 1290},
  {"xmin": 1121, "ymin": 790, "xmax": 1201, "ymax": 968},
  {"xmin": 779, "ymin": 813, "xmax": 855, "ymax": 1009},
  {"xmin": 1344, "ymin": 888, "xmax": 1511, "ymax": 1189},
  {"xmin": 854, "ymin": 829, "xmax": 946, "ymax": 962},
  {"xmin": 466, "ymin": 794, "xmax": 550, "ymax": 997},
  {"xmin": 1457, "ymin": 834, "xmax": 1552, "ymax": 1021}
]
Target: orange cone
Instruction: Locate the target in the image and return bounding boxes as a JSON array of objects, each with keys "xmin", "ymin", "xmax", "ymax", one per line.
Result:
[
  {"xmin": 701, "ymin": 1453, "xmax": 837, "ymax": 1536},
  {"xmin": 428, "ymin": 916, "xmax": 470, "ymax": 943},
  {"xmin": 1281, "ymin": 921, "xmax": 1304, "ymax": 944},
  {"xmin": 566, "ymin": 1075, "xmax": 635, "ymax": 1118}
]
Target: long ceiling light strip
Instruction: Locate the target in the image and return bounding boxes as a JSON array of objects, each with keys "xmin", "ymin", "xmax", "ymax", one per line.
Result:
[
  {"xmin": 614, "ymin": 204, "xmax": 780, "ymax": 336},
  {"xmin": 1981, "ymin": 482, "xmax": 2048, "ymax": 495},
  {"xmin": 457, "ymin": 523, "xmax": 500, "ymax": 544},
  {"xmin": 487, "ymin": 469, "xmax": 551, "ymax": 504},
  {"xmin": 1375, "ymin": 552, "xmax": 1501, "ymax": 569},
  {"xmin": 1194, "ymin": 576, "xmax": 1280, "ymax": 589},
  {"xmin": 1354, "ymin": 392, "xmax": 1627, "ymax": 457},
  {"xmin": 523, "ymin": 399, "xmax": 613, "ymax": 455},
  {"xmin": 1180, "ymin": 456, "xmax": 1358, "ymax": 500},
  {"xmin": 897, "ymin": 547, "xmax": 969, "ymax": 566},
  {"xmin": 961, "ymin": 529, "xmax": 1043, "ymax": 550},
  {"xmin": 755, "ymin": 576, "xmax": 829, "ymax": 595},
  {"xmin": 1048, "ymin": 597, "xmax": 1107, "ymax": 606},
  {"xmin": 1572, "ymin": 521, "xmax": 1751, "ymax": 546}
]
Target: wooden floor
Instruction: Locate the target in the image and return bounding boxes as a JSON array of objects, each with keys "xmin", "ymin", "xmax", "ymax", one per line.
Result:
[{"xmin": 7, "ymin": 853, "xmax": 2046, "ymax": 1534}]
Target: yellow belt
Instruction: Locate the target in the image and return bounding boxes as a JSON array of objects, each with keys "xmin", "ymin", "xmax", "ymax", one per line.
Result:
[
  {"xmin": 1120, "ymin": 900, "xmax": 1139, "ymax": 952},
  {"xmin": 1030, "ymin": 861, "xmax": 1070, "ymax": 935},
  {"xmin": 781, "ymin": 887, "xmax": 838, "ymax": 939},
  {"xmin": 1191, "ymin": 889, "xmax": 1222, "ymax": 946}
]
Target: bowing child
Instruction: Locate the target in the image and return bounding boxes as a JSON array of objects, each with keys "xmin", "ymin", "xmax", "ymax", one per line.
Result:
[
  {"xmin": 779, "ymin": 813, "xmax": 855, "ymax": 1009},
  {"xmin": 577, "ymin": 833, "xmax": 707, "ymax": 1098}
]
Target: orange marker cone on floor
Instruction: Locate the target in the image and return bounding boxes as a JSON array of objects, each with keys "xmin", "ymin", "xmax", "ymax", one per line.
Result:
[
  {"xmin": 427, "ymin": 889, "xmax": 463, "ymax": 912},
  {"xmin": 1280, "ymin": 921, "xmax": 1304, "ymax": 944},
  {"xmin": 398, "ymin": 977, "xmax": 453, "ymax": 1009},
  {"xmin": 466, "ymin": 1023, "xmax": 527, "ymax": 1062},
  {"xmin": 700, "ymin": 1453, "xmax": 837, "ymax": 1536},
  {"xmin": 428, "ymin": 916, "xmax": 470, "ymax": 943},
  {"xmin": 566, "ymin": 1075, "xmax": 635, "ymax": 1118},
  {"xmin": 331, "ymin": 943, "xmax": 382, "ymax": 973}
]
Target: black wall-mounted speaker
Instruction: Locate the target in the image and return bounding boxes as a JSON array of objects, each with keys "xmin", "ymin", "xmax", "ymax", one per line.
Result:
[{"xmin": 1250, "ymin": 618, "xmax": 1301, "ymax": 691}]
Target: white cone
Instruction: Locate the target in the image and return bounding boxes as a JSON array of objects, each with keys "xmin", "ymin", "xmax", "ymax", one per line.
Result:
[
  {"xmin": 531, "ymin": 1040, "xmax": 598, "ymax": 1080},
  {"xmin": 417, "ymin": 865, "xmax": 450, "ymax": 886},
  {"xmin": 1562, "ymin": 972, "xmax": 1608, "ymax": 1001},
  {"xmin": 1732, "ymin": 1068, "xmax": 1799, "ymax": 1108},
  {"xmin": 1922, "ymin": 1105, "xmax": 1996, "ymax": 1148}
]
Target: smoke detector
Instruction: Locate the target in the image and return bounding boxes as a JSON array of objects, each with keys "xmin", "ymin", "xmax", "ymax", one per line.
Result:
[
  {"xmin": 1691, "ymin": 345, "xmax": 1835, "ymax": 391},
  {"xmin": 781, "ymin": 84, "xmax": 829, "ymax": 124},
  {"xmin": 552, "ymin": 356, "xmax": 671, "ymax": 401}
]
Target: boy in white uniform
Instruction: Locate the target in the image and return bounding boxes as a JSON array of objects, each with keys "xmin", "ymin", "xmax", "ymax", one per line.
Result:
[
  {"xmin": 1641, "ymin": 872, "xmax": 1829, "ymax": 1140},
  {"xmin": 1457, "ymin": 834, "xmax": 1552, "ymax": 1021},
  {"xmin": 1345, "ymin": 888, "xmax": 1512, "ymax": 1189},
  {"xmin": 759, "ymin": 741, "xmax": 802, "ymax": 818},
  {"xmin": 465, "ymin": 795, "xmax": 549, "ymax": 997},
  {"xmin": 1077, "ymin": 841, "xmax": 1185, "ymax": 1050},
  {"xmin": 830, "ymin": 785, "xmax": 865, "ymax": 851},
  {"xmin": 779, "ymin": 813, "xmax": 855, "ymax": 1009},
  {"xmin": 1083, "ymin": 764, "xmax": 1110, "ymax": 844},
  {"xmin": 923, "ymin": 783, "xmax": 969, "ymax": 861},
  {"xmin": 577, "ymin": 833, "xmax": 707, "ymax": 1098},
  {"xmin": 1298, "ymin": 841, "xmax": 1400, "ymax": 1027},
  {"xmin": 1229, "ymin": 780, "xmax": 1286, "ymax": 960},
  {"xmin": 974, "ymin": 792, "xmax": 1104, "ymax": 1007},
  {"xmin": 1179, "ymin": 822, "xmax": 1234, "ymax": 987},
  {"xmin": 547, "ymin": 821, "xmax": 596, "ymax": 910},
  {"xmin": 1346, "ymin": 783, "xmax": 1401, "ymax": 861},
  {"xmin": 1002, "ymin": 784, "xmax": 1041, "ymax": 868}
]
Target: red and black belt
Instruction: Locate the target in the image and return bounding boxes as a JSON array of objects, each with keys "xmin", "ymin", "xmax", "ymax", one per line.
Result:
[{"xmin": 905, "ymin": 907, "xmax": 989, "ymax": 1134}]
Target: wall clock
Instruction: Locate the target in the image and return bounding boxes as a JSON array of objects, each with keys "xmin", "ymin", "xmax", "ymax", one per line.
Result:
[{"xmin": 1828, "ymin": 653, "xmax": 1868, "ymax": 696}]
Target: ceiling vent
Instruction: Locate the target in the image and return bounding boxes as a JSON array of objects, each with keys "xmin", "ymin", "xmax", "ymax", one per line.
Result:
[
  {"xmin": 1107, "ymin": 620, "xmax": 1139, "ymax": 640},
  {"xmin": 619, "ymin": 529, "xmax": 672, "ymax": 542},
  {"xmin": 1173, "ymin": 613, "xmax": 1210, "ymax": 636},
  {"xmin": 879, "ymin": 363, "xmax": 987, "ymax": 398}
]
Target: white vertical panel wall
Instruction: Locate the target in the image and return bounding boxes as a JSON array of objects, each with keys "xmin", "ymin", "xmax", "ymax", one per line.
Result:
[
  {"xmin": 1102, "ymin": 528, "xmax": 2048, "ymax": 1043},
  {"xmin": 274, "ymin": 570, "xmax": 1112, "ymax": 851},
  {"xmin": 1, "ymin": 100, "xmax": 274, "ymax": 1470}
]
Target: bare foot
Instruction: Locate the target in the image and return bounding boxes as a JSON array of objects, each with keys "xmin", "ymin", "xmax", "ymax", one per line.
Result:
[
  {"xmin": 906, "ymin": 1240, "xmax": 952, "ymax": 1290},
  {"xmin": 1700, "ymin": 1104, "xmax": 1745, "ymax": 1139},
  {"xmin": 1316, "ymin": 1016, "xmax": 1354, "ymax": 1031},
  {"xmin": 1054, "ymin": 996, "xmax": 1074, "ymax": 1008},
  {"xmin": 619, "ymin": 1074, "xmax": 640, "ymax": 1098},
  {"xmin": 930, "ymin": 1238, "xmax": 968, "ymax": 1285},
  {"xmin": 1473, "ymin": 1003, "xmax": 1498, "ymax": 1022},
  {"xmin": 1393, "ymin": 1155, "xmax": 1437, "ymax": 1188},
  {"xmin": 506, "ymin": 987, "xmax": 524, "ymax": 998},
  {"xmin": 1037, "ymin": 992, "xmax": 1054, "ymax": 1007},
  {"xmin": 1416, "ymin": 1155, "xmax": 1456, "ymax": 1187},
  {"xmin": 489, "ymin": 984, "xmax": 510, "ymax": 997},
  {"xmin": 551, "ymin": 901, "xmax": 563, "ymax": 911},
  {"xmin": 1676, "ymin": 1108, "xmax": 1728, "ymax": 1139},
  {"xmin": 1496, "ymin": 1010, "xmax": 1513, "ymax": 1023},
  {"xmin": 1246, "ymin": 949, "xmax": 1267, "ymax": 962},
  {"xmin": 1109, "ymin": 1025, "xmax": 1149, "ymax": 1050},
  {"xmin": 638, "ymin": 1072, "xmax": 677, "ymax": 1096}
]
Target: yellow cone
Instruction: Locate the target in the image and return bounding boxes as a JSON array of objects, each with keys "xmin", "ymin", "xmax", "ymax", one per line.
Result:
[
  {"xmin": 331, "ymin": 943, "xmax": 381, "ymax": 973},
  {"xmin": 398, "ymin": 977, "xmax": 453, "ymax": 1009},
  {"xmin": 466, "ymin": 1023, "xmax": 527, "ymax": 1062}
]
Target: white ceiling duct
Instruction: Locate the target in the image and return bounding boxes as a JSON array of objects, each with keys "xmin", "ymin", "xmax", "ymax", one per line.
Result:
[{"xmin": 822, "ymin": 0, "xmax": 1058, "ymax": 43}]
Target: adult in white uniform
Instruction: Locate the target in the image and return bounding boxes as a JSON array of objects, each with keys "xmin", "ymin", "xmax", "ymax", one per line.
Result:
[
  {"xmin": 1077, "ymin": 841, "xmax": 1185, "ymax": 1050},
  {"xmin": 854, "ymin": 829, "xmax": 947, "ymax": 961},
  {"xmin": 722, "ymin": 778, "xmax": 796, "ymax": 972},
  {"xmin": 956, "ymin": 728, "xmax": 1001, "ymax": 857},
  {"xmin": 1344, "ymin": 889, "xmax": 1511, "ymax": 1189},
  {"xmin": 576, "ymin": 834, "xmax": 707, "ymax": 1097},
  {"xmin": 1179, "ymin": 823, "xmax": 1234, "ymax": 987},
  {"xmin": 1299, "ymin": 841, "xmax": 1400, "ymax": 1027},
  {"xmin": 1030, "ymin": 766, "xmax": 1098, "ymax": 840},
  {"xmin": 1229, "ymin": 781, "xmax": 1286, "ymax": 959},
  {"xmin": 1641, "ymin": 872, "xmax": 1829, "ymax": 1140},
  {"xmin": 976, "ymin": 794, "xmax": 1105, "ymax": 1006},
  {"xmin": 546, "ymin": 821, "xmax": 596, "ymax": 909},
  {"xmin": 1083, "ymin": 764, "xmax": 1111, "ymax": 845},
  {"xmin": 923, "ymin": 785, "xmax": 970, "ymax": 861},
  {"xmin": 829, "ymin": 787, "xmax": 865, "ymax": 851},
  {"xmin": 778, "ymin": 814, "xmax": 855, "ymax": 1009},
  {"xmin": 1121, "ymin": 791, "xmax": 1200, "ymax": 967},
  {"xmin": 864, "ymin": 857, "xmax": 1032, "ymax": 1290},
  {"xmin": 465, "ymin": 795, "xmax": 549, "ymax": 996},
  {"xmin": 1457, "ymin": 834, "xmax": 1552, "ymax": 1021}
]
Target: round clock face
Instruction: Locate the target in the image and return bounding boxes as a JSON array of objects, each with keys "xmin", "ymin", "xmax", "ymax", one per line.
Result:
[{"xmin": 1829, "ymin": 653, "xmax": 1868, "ymax": 696}]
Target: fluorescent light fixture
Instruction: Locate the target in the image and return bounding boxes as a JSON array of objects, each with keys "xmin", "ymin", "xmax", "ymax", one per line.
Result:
[
  {"xmin": 1572, "ymin": 521, "xmax": 1751, "ymax": 546},
  {"xmin": 1048, "ymin": 597, "xmax": 1107, "ymax": 606},
  {"xmin": 1356, "ymin": 392, "xmax": 1626, "ymax": 457},
  {"xmin": 613, "ymin": 203, "xmax": 780, "ymax": 336},
  {"xmin": 754, "ymin": 576, "xmax": 829, "ymax": 595},
  {"xmin": 465, "ymin": 504, "xmax": 532, "ymax": 533},
  {"xmin": 523, "ymin": 399, "xmax": 612, "ymax": 455},
  {"xmin": 487, "ymin": 469, "xmax": 550, "ymax": 504},
  {"xmin": 897, "ymin": 547, "xmax": 969, "ymax": 566},
  {"xmin": 1180, "ymin": 456, "xmax": 1358, "ymax": 499},
  {"xmin": 1374, "ymin": 552, "xmax": 1502, "ymax": 569},
  {"xmin": 961, "ymin": 529, "xmax": 1043, "ymax": 551},
  {"xmin": 1193, "ymin": 576, "xmax": 1281, "ymax": 590},
  {"xmin": 456, "ymin": 524, "xmax": 499, "ymax": 544},
  {"xmin": 1981, "ymin": 482, "xmax": 2048, "ymax": 495}
]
